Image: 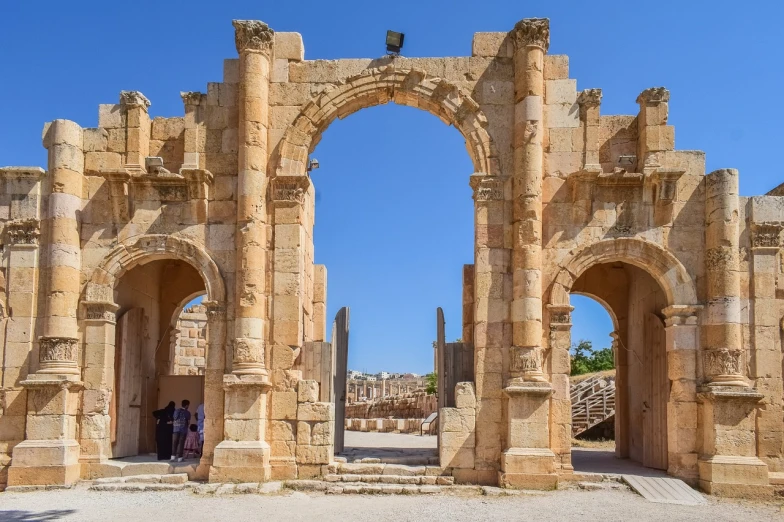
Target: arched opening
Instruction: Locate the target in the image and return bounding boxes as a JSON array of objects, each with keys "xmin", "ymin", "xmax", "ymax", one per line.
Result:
[
  {"xmin": 307, "ymin": 102, "xmax": 474, "ymax": 463},
  {"xmin": 110, "ymin": 259, "xmax": 206, "ymax": 462},
  {"xmin": 567, "ymin": 262, "xmax": 669, "ymax": 473}
]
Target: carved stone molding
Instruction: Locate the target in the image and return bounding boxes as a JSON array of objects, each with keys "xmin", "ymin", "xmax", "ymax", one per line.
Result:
[
  {"xmin": 662, "ymin": 304, "xmax": 702, "ymax": 327},
  {"xmin": 750, "ymin": 222, "xmax": 783, "ymax": 250},
  {"xmin": 0, "ymin": 166, "xmax": 46, "ymax": 180},
  {"xmin": 547, "ymin": 304, "xmax": 574, "ymax": 330},
  {"xmin": 233, "ymin": 19, "xmax": 274, "ymax": 54},
  {"xmin": 636, "ymin": 87, "xmax": 670, "ymax": 105},
  {"xmin": 38, "ymin": 336, "xmax": 79, "ymax": 375},
  {"xmin": 510, "ymin": 18, "xmax": 550, "ymax": 52},
  {"xmin": 271, "ymin": 176, "xmax": 310, "ymax": 206},
  {"xmin": 577, "ymin": 89, "xmax": 602, "ymax": 109},
  {"xmin": 180, "ymin": 91, "xmax": 203, "ymax": 106},
  {"xmin": 181, "ymin": 168, "xmax": 214, "ymax": 200},
  {"xmin": 649, "ymin": 168, "xmax": 685, "ymax": 204},
  {"xmin": 470, "ymin": 175, "xmax": 505, "ymax": 202},
  {"xmin": 119, "ymin": 90, "xmax": 151, "ymax": 110},
  {"xmin": 5, "ymin": 218, "xmax": 40, "ymax": 245},
  {"xmin": 83, "ymin": 302, "xmax": 119, "ymax": 323}
]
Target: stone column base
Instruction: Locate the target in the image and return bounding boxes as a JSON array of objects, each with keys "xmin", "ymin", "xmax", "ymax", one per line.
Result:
[
  {"xmin": 7, "ymin": 439, "xmax": 81, "ymax": 486},
  {"xmin": 498, "ymin": 448, "xmax": 558, "ymax": 490},
  {"xmin": 698, "ymin": 455, "xmax": 772, "ymax": 499},
  {"xmin": 209, "ymin": 440, "xmax": 271, "ymax": 483}
]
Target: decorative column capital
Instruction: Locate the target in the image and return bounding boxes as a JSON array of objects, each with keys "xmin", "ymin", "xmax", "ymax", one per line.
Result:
[
  {"xmin": 38, "ymin": 336, "xmax": 79, "ymax": 375},
  {"xmin": 271, "ymin": 175, "xmax": 310, "ymax": 206},
  {"xmin": 231, "ymin": 338, "xmax": 268, "ymax": 377},
  {"xmin": 703, "ymin": 348, "xmax": 747, "ymax": 388},
  {"xmin": 636, "ymin": 87, "xmax": 670, "ymax": 105},
  {"xmin": 510, "ymin": 18, "xmax": 550, "ymax": 52},
  {"xmin": 119, "ymin": 91, "xmax": 151, "ymax": 111},
  {"xmin": 5, "ymin": 218, "xmax": 40, "ymax": 246},
  {"xmin": 180, "ymin": 91, "xmax": 203, "ymax": 107},
  {"xmin": 547, "ymin": 304, "xmax": 574, "ymax": 330},
  {"xmin": 232, "ymin": 19, "xmax": 274, "ymax": 54},
  {"xmin": 469, "ymin": 175, "xmax": 505, "ymax": 202},
  {"xmin": 750, "ymin": 222, "xmax": 783, "ymax": 250},
  {"xmin": 509, "ymin": 346, "xmax": 547, "ymax": 384},
  {"xmin": 203, "ymin": 300, "xmax": 227, "ymax": 319},
  {"xmin": 577, "ymin": 89, "xmax": 602, "ymax": 109}
]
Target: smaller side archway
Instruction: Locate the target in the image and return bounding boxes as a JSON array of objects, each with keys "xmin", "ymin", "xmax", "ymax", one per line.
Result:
[
  {"xmin": 78, "ymin": 235, "xmax": 227, "ymax": 476},
  {"xmin": 547, "ymin": 238, "xmax": 701, "ymax": 481}
]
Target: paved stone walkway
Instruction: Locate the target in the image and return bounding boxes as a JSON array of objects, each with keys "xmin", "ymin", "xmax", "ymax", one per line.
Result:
[{"xmin": 340, "ymin": 431, "xmax": 437, "ymax": 461}]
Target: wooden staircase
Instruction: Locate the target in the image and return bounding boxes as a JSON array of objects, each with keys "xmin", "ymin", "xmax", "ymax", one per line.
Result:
[{"xmin": 571, "ymin": 373, "xmax": 616, "ymax": 437}]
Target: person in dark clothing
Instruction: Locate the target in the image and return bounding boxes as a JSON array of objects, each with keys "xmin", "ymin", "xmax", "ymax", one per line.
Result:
[{"xmin": 152, "ymin": 401, "xmax": 175, "ymax": 461}]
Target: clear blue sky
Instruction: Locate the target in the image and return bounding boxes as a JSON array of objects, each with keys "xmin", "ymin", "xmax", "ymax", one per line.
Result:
[{"xmin": 2, "ymin": 1, "xmax": 782, "ymax": 374}]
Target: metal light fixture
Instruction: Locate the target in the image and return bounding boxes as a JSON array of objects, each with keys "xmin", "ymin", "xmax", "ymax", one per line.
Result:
[
  {"xmin": 617, "ymin": 155, "xmax": 636, "ymax": 166},
  {"xmin": 386, "ymin": 30, "xmax": 405, "ymax": 55},
  {"xmin": 307, "ymin": 158, "xmax": 320, "ymax": 172}
]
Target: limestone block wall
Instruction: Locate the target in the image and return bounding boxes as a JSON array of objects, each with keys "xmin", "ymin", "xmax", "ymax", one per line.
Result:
[
  {"xmin": 345, "ymin": 418, "xmax": 431, "ymax": 434},
  {"xmin": 344, "ymin": 392, "xmax": 436, "ymax": 420},
  {"xmin": 170, "ymin": 305, "xmax": 208, "ymax": 375}
]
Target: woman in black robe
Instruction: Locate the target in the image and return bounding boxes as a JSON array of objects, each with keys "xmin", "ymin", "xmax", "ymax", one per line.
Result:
[{"xmin": 153, "ymin": 401, "xmax": 175, "ymax": 460}]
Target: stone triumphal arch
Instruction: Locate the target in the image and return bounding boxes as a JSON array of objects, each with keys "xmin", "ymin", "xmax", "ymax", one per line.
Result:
[{"xmin": 0, "ymin": 17, "xmax": 782, "ymax": 497}]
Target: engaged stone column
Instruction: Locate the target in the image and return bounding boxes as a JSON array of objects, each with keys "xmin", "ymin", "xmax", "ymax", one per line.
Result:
[
  {"xmin": 37, "ymin": 120, "xmax": 84, "ymax": 375},
  {"xmin": 119, "ymin": 91, "xmax": 151, "ymax": 171},
  {"xmin": 210, "ymin": 20, "xmax": 274, "ymax": 484},
  {"xmin": 703, "ymin": 169, "xmax": 746, "ymax": 387},
  {"xmin": 510, "ymin": 18, "xmax": 547, "ymax": 384},
  {"xmin": 499, "ymin": 18, "xmax": 557, "ymax": 491},
  {"xmin": 232, "ymin": 19, "xmax": 273, "ymax": 376}
]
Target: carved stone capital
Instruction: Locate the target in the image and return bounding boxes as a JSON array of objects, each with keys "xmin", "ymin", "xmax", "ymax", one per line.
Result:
[
  {"xmin": 119, "ymin": 91, "xmax": 151, "ymax": 110},
  {"xmin": 271, "ymin": 175, "xmax": 310, "ymax": 206},
  {"xmin": 510, "ymin": 346, "xmax": 547, "ymax": 382},
  {"xmin": 232, "ymin": 19, "xmax": 274, "ymax": 54},
  {"xmin": 232, "ymin": 337, "xmax": 268, "ymax": 376},
  {"xmin": 577, "ymin": 89, "xmax": 602, "ymax": 108},
  {"xmin": 203, "ymin": 300, "xmax": 227, "ymax": 319},
  {"xmin": 547, "ymin": 304, "xmax": 574, "ymax": 330},
  {"xmin": 662, "ymin": 304, "xmax": 702, "ymax": 326},
  {"xmin": 510, "ymin": 18, "xmax": 550, "ymax": 52},
  {"xmin": 5, "ymin": 219, "xmax": 40, "ymax": 245},
  {"xmin": 650, "ymin": 168, "xmax": 685, "ymax": 204},
  {"xmin": 470, "ymin": 175, "xmax": 505, "ymax": 202},
  {"xmin": 38, "ymin": 336, "xmax": 79, "ymax": 375},
  {"xmin": 750, "ymin": 222, "xmax": 783, "ymax": 250},
  {"xmin": 180, "ymin": 91, "xmax": 203, "ymax": 106},
  {"xmin": 636, "ymin": 87, "xmax": 670, "ymax": 105},
  {"xmin": 703, "ymin": 348, "xmax": 746, "ymax": 387}
]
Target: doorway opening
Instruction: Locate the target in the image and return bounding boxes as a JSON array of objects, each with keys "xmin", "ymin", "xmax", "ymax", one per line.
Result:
[
  {"xmin": 568, "ymin": 262, "xmax": 669, "ymax": 475},
  {"xmin": 110, "ymin": 258, "xmax": 206, "ymax": 468},
  {"xmin": 311, "ymin": 103, "xmax": 473, "ymax": 464}
]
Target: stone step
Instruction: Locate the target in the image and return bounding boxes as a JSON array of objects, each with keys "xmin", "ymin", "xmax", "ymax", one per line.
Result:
[
  {"xmin": 329, "ymin": 462, "xmax": 446, "ymax": 477},
  {"xmin": 285, "ymin": 480, "xmax": 442, "ymax": 495},
  {"xmin": 94, "ymin": 473, "xmax": 190, "ymax": 485},
  {"xmin": 89, "ymin": 482, "xmax": 199, "ymax": 492},
  {"xmin": 324, "ymin": 474, "xmax": 454, "ymax": 485},
  {"xmin": 346, "ymin": 457, "xmax": 437, "ymax": 466}
]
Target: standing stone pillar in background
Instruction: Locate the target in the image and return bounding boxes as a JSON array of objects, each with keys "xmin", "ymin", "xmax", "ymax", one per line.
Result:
[
  {"xmin": 211, "ymin": 19, "xmax": 274, "ymax": 484},
  {"xmin": 9, "ymin": 120, "xmax": 85, "ymax": 486},
  {"xmin": 500, "ymin": 18, "xmax": 557, "ymax": 491},
  {"xmin": 698, "ymin": 168, "xmax": 769, "ymax": 497}
]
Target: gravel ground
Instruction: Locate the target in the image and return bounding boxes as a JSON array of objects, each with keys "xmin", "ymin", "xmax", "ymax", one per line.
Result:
[{"xmin": 1, "ymin": 487, "xmax": 782, "ymax": 522}]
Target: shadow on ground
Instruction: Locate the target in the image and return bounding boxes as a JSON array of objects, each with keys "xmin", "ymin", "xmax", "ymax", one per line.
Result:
[{"xmin": 0, "ymin": 510, "xmax": 77, "ymax": 521}]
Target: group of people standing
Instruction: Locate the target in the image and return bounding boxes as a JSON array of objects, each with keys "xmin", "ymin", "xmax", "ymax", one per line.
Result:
[{"xmin": 153, "ymin": 400, "xmax": 204, "ymax": 462}]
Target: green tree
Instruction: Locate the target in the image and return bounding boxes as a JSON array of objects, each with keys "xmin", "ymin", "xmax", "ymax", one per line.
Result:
[
  {"xmin": 425, "ymin": 372, "xmax": 438, "ymax": 395},
  {"xmin": 570, "ymin": 340, "xmax": 614, "ymax": 376}
]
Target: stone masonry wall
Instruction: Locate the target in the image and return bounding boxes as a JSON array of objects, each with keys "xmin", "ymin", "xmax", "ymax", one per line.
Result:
[
  {"xmin": 345, "ymin": 391, "xmax": 436, "ymax": 420},
  {"xmin": 170, "ymin": 304, "xmax": 208, "ymax": 375}
]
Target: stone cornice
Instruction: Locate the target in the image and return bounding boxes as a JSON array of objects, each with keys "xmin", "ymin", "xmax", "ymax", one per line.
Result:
[
  {"xmin": 233, "ymin": 19, "xmax": 274, "ymax": 54},
  {"xmin": 636, "ymin": 87, "xmax": 670, "ymax": 105},
  {"xmin": 510, "ymin": 18, "xmax": 550, "ymax": 52},
  {"xmin": 0, "ymin": 166, "xmax": 46, "ymax": 179},
  {"xmin": 119, "ymin": 90, "xmax": 151, "ymax": 110}
]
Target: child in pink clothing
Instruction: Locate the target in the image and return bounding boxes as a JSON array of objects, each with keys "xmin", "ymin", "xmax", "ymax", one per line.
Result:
[{"xmin": 183, "ymin": 424, "xmax": 200, "ymax": 459}]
